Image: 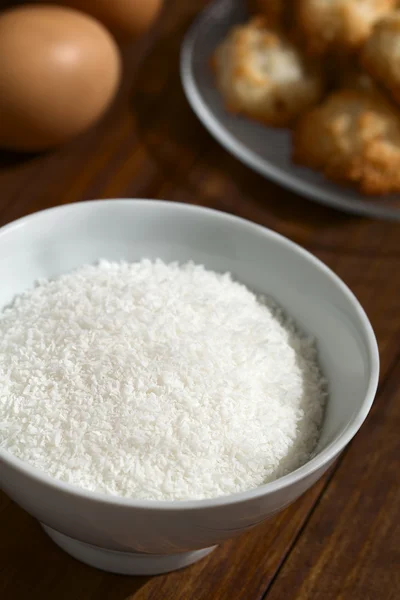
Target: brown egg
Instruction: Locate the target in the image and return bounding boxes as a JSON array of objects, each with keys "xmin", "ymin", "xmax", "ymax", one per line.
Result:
[
  {"xmin": 0, "ymin": 5, "xmax": 121, "ymax": 152},
  {"xmin": 51, "ymin": 0, "xmax": 163, "ymax": 41}
]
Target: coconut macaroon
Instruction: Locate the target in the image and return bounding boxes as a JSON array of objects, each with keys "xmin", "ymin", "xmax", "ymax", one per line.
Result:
[
  {"xmin": 212, "ymin": 18, "xmax": 324, "ymax": 127},
  {"xmin": 362, "ymin": 11, "xmax": 400, "ymax": 104},
  {"xmin": 293, "ymin": 88, "xmax": 400, "ymax": 194},
  {"xmin": 295, "ymin": 0, "xmax": 395, "ymax": 56}
]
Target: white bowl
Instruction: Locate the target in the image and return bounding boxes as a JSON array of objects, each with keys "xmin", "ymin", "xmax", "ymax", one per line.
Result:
[{"xmin": 0, "ymin": 200, "xmax": 379, "ymax": 575}]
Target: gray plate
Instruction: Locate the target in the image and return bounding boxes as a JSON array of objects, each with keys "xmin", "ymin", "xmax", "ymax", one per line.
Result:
[{"xmin": 180, "ymin": 0, "xmax": 400, "ymax": 221}]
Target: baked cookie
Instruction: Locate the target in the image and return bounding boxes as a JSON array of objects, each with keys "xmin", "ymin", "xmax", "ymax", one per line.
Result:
[
  {"xmin": 212, "ymin": 18, "xmax": 323, "ymax": 127},
  {"xmin": 362, "ymin": 11, "xmax": 400, "ymax": 104},
  {"xmin": 295, "ymin": 0, "xmax": 395, "ymax": 55},
  {"xmin": 293, "ymin": 88, "xmax": 400, "ymax": 194}
]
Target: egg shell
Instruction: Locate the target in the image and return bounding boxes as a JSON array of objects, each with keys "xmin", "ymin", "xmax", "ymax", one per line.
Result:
[{"xmin": 0, "ymin": 5, "xmax": 121, "ymax": 151}]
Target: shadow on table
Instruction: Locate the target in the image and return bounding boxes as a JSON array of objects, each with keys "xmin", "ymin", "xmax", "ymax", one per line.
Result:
[
  {"xmin": 92, "ymin": 574, "xmax": 153, "ymax": 600},
  {"xmin": 0, "ymin": 149, "xmax": 40, "ymax": 170}
]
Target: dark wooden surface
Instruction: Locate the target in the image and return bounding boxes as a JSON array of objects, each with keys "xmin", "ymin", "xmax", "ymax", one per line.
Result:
[{"xmin": 0, "ymin": 2, "xmax": 399, "ymax": 599}]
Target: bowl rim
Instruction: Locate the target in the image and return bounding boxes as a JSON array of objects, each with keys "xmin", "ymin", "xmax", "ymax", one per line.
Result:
[{"xmin": 0, "ymin": 199, "xmax": 380, "ymax": 510}]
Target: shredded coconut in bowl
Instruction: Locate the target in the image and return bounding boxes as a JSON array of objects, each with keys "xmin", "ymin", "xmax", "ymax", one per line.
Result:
[{"xmin": 0, "ymin": 260, "xmax": 327, "ymax": 501}]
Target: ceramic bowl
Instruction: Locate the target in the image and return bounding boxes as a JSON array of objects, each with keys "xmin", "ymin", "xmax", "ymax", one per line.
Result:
[{"xmin": 0, "ymin": 200, "xmax": 379, "ymax": 575}]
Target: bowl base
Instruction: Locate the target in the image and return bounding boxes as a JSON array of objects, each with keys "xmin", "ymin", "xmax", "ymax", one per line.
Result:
[{"xmin": 41, "ymin": 524, "xmax": 216, "ymax": 575}]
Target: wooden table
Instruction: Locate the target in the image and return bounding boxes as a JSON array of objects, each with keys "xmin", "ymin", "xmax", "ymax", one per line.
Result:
[{"xmin": 1, "ymin": 2, "xmax": 399, "ymax": 598}]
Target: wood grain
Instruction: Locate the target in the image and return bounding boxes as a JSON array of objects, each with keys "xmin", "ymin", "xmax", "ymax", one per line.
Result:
[{"xmin": 0, "ymin": 1, "xmax": 399, "ymax": 598}]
